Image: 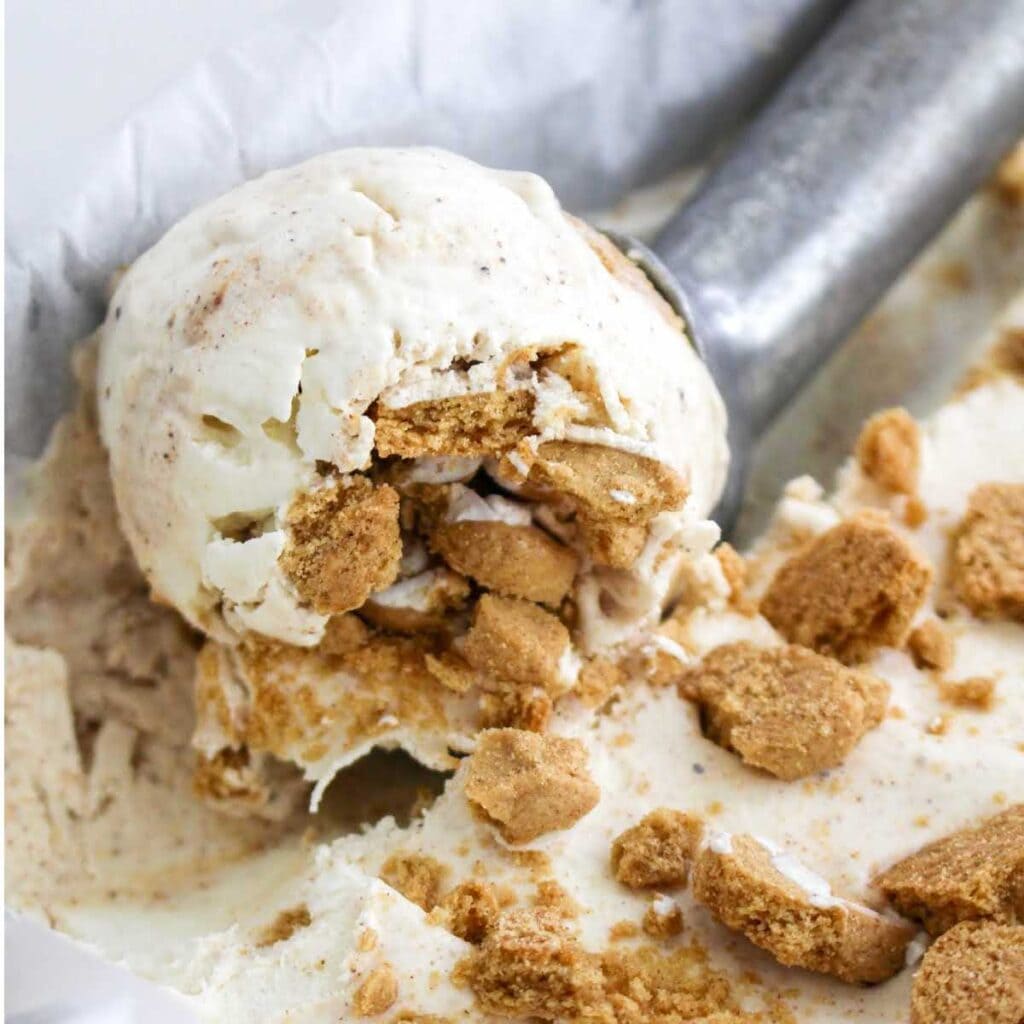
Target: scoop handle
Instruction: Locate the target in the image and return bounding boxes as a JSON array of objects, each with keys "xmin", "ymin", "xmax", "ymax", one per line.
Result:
[{"xmin": 655, "ymin": 0, "xmax": 1024, "ymax": 440}]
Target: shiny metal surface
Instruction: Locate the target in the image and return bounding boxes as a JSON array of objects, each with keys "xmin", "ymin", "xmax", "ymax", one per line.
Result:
[{"xmin": 626, "ymin": 0, "xmax": 1024, "ymax": 533}]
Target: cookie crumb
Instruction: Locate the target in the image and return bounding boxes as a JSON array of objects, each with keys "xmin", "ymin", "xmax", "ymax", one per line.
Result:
[
  {"xmin": 994, "ymin": 139, "xmax": 1024, "ymax": 205},
  {"xmin": 686, "ymin": 642, "xmax": 889, "ymax": 780},
  {"xmin": 907, "ymin": 620, "xmax": 953, "ymax": 671},
  {"xmin": 761, "ymin": 514, "xmax": 931, "ymax": 663},
  {"xmin": 374, "ymin": 389, "xmax": 535, "ymax": 458},
  {"xmin": 318, "ymin": 613, "xmax": 371, "ymax": 655},
  {"xmin": 876, "ymin": 805, "xmax": 1024, "ymax": 935},
  {"xmin": 464, "ymin": 729, "xmax": 599, "ymax": 844},
  {"xmin": 534, "ymin": 879, "xmax": 580, "ymax": 921},
  {"xmin": 281, "ymin": 477, "xmax": 401, "ymax": 614},
  {"xmin": 380, "ymin": 851, "xmax": 449, "ymax": 911},
  {"xmin": 432, "ymin": 520, "xmax": 578, "ymax": 606},
  {"xmin": 643, "ymin": 895, "xmax": 684, "ymax": 938},
  {"xmin": 610, "ymin": 808, "xmax": 703, "ymax": 888},
  {"xmin": 903, "ymin": 495, "xmax": 928, "ymax": 528},
  {"xmin": 463, "ymin": 595, "xmax": 572, "ymax": 694},
  {"xmin": 911, "ymin": 921, "xmax": 1024, "ymax": 1024},
  {"xmin": 939, "ymin": 675, "xmax": 996, "ymax": 710},
  {"xmin": 950, "ymin": 483, "xmax": 1024, "ymax": 622},
  {"xmin": 254, "ymin": 903, "xmax": 311, "ymax": 947},
  {"xmin": 435, "ymin": 880, "xmax": 500, "ymax": 944},
  {"xmin": 715, "ymin": 543, "xmax": 756, "ymax": 615},
  {"xmin": 353, "ymin": 963, "xmax": 399, "ymax": 1017},
  {"xmin": 855, "ymin": 408, "xmax": 921, "ymax": 494},
  {"xmin": 692, "ymin": 832, "xmax": 913, "ymax": 983}
]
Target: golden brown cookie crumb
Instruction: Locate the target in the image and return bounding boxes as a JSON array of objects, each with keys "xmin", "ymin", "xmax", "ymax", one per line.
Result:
[
  {"xmin": 464, "ymin": 729, "xmax": 599, "ymax": 844},
  {"xmin": 373, "ymin": 390, "xmax": 535, "ymax": 458},
  {"xmin": 463, "ymin": 594, "xmax": 572, "ymax": 694},
  {"xmin": 478, "ymin": 685, "xmax": 553, "ymax": 733},
  {"xmin": 903, "ymin": 495, "xmax": 928, "ymax": 528},
  {"xmin": 192, "ymin": 747, "xmax": 275, "ymax": 812},
  {"xmin": 457, "ymin": 908, "xmax": 603, "ymax": 1019},
  {"xmin": 692, "ymin": 833, "xmax": 913, "ymax": 984},
  {"xmin": 534, "ymin": 879, "xmax": 579, "ymax": 921},
  {"xmin": 318, "ymin": 613, "xmax": 371, "ymax": 655},
  {"xmin": 423, "ymin": 651, "xmax": 479, "ymax": 694},
  {"xmin": 435, "ymin": 880, "xmax": 500, "ymax": 944},
  {"xmin": 431, "ymin": 520, "xmax": 578, "ymax": 606},
  {"xmin": 576, "ymin": 656, "xmax": 627, "ymax": 708},
  {"xmin": 950, "ymin": 483, "xmax": 1024, "ymax": 622},
  {"xmin": 281, "ymin": 476, "xmax": 401, "ymax": 614},
  {"xmin": 353, "ymin": 963, "xmax": 399, "ymax": 1017},
  {"xmin": 254, "ymin": 903, "xmax": 312, "ymax": 947},
  {"xmin": 528, "ymin": 441, "xmax": 687, "ymax": 568},
  {"xmin": 379, "ymin": 851, "xmax": 450, "ymax": 912},
  {"xmin": 686, "ymin": 642, "xmax": 889, "ymax": 781},
  {"xmin": 610, "ymin": 808, "xmax": 703, "ymax": 889},
  {"xmin": 939, "ymin": 675, "xmax": 996, "ymax": 710},
  {"xmin": 642, "ymin": 896, "xmax": 684, "ymax": 938},
  {"xmin": 715, "ymin": 543, "xmax": 756, "ymax": 615},
  {"xmin": 761, "ymin": 514, "xmax": 932, "ymax": 663},
  {"xmin": 911, "ymin": 921, "xmax": 1024, "ymax": 1024},
  {"xmin": 907, "ymin": 619, "xmax": 954, "ymax": 671},
  {"xmin": 855, "ymin": 407, "xmax": 921, "ymax": 494},
  {"xmin": 994, "ymin": 138, "xmax": 1024, "ymax": 205},
  {"xmin": 876, "ymin": 805, "xmax": 1024, "ymax": 935}
]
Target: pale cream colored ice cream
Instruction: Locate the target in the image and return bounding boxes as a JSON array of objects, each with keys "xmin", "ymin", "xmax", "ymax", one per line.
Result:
[{"xmin": 97, "ymin": 147, "xmax": 727, "ymax": 654}]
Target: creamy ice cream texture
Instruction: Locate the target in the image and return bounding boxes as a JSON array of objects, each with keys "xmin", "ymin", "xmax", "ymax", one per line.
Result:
[{"xmin": 98, "ymin": 146, "xmax": 727, "ymax": 653}]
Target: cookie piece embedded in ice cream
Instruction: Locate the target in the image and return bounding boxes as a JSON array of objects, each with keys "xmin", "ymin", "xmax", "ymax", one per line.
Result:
[
  {"xmin": 373, "ymin": 389, "xmax": 535, "ymax": 458},
  {"xmin": 464, "ymin": 729, "xmax": 599, "ymax": 844},
  {"xmin": 691, "ymin": 832, "xmax": 914, "ymax": 984},
  {"xmin": 875, "ymin": 805, "xmax": 1024, "ymax": 936},
  {"xmin": 610, "ymin": 808, "xmax": 703, "ymax": 889},
  {"xmin": 760, "ymin": 513, "xmax": 932, "ymax": 663},
  {"xmin": 463, "ymin": 594, "xmax": 574, "ymax": 695},
  {"xmin": 950, "ymin": 482, "xmax": 1024, "ymax": 622},
  {"xmin": 855, "ymin": 407, "xmax": 921, "ymax": 495},
  {"xmin": 910, "ymin": 921, "xmax": 1024, "ymax": 1024},
  {"xmin": 280, "ymin": 476, "xmax": 401, "ymax": 615},
  {"xmin": 685, "ymin": 641, "xmax": 889, "ymax": 780}
]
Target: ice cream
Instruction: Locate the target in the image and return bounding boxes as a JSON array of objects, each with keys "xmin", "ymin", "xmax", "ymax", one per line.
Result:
[{"xmin": 97, "ymin": 147, "xmax": 727, "ymax": 655}]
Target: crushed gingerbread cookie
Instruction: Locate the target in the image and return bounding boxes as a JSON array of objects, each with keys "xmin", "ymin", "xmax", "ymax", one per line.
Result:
[
  {"xmin": 527, "ymin": 441, "xmax": 687, "ymax": 567},
  {"xmin": 353, "ymin": 962, "xmax": 399, "ymax": 1017},
  {"xmin": 876, "ymin": 805, "xmax": 1024, "ymax": 935},
  {"xmin": 463, "ymin": 595, "xmax": 573, "ymax": 694},
  {"xmin": 715, "ymin": 543, "xmax": 756, "ymax": 615},
  {"xmin": 456, "ymin": 908, "xmax": 604, "ymax": 1019},
  {"xmin": 907, "ymin": 619, "xmax": 954, "ymax": 671},
  {"xmin": 254, "ymin": 903, "xmax": 312, "ymax": 947},
  {"xmin": 373, "ymin": 389, "xmax": 535, "ymax": 458},
  {"xmin": 692, "ymin": 833, "xmax": 913, "ymax": 984},
  {"xmin": 318, "ymin": 613, "xmax": 371, "ymax": 656},
  {"xmin": 281, "ymin": 476, "xmax": 401, "ymax": 615},
  {"xmin": 434, "ymin": 880, "xmax": 500, "ymax": 944},
  {"xmin": 939, "ymin": 675, "xmax": 997, "ymax": 710},
  {"xmin": 478, "ymin": 685, "xmax": 553, "ymax": 733},
  {"xmin": 855, "ymin": 407, "xmax": 921, "ymax": 495},
  {"xmin": 950, "ymin": 483, "xmax": 1024, "ymax": 622},
  {"xmin": 610, "ymin": 808, "xmax": 703, "ymax": 889},
  {"xmin": 576, "ymin": 656, "xmax": 627, "ymax": 708},
  {"xmin": 463, "ymin": 729, "xmax": 599, "ymax": 844},
  {"xmin": 192, "ymin": 748, "xmax": 280, "ymax": 813},
  {"xmin": 423, "ymin": 651, "xmax": 479, "ymax": 695},
  {"xmin": 685, "ymin": 642, "xmax": 889, "ymax": 781},
  {"xmin": 360, "ymin": 568, "xmax": 471, "ymax": 635},
  {"xmin": 760, "ymin": 514, "xmax": 932, "ymax": 663},
  {"xmin": 642, "ymin": 895, "xmax": 684, "ymax": 938},
  {"xmin": 431, "ymin": 520, "xmax": 578, "ymax": 606},
  {"xmin": 534, "ymin": 879, "xmax": 580, "ymax": 921},
  {"xmin": 379, "ymin": 851, "xmax": 450, "ymax": 911},
  {"xmin": 993, "ymin": 138, "xmax": 1024, "ymax": 205},
  {"xmin": 910, "ymin": 921, "xmax": 1024, "ymax": 1024}
]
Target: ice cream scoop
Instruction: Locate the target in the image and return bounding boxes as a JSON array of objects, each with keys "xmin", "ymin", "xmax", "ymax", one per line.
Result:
[
  {"xmin": 606, "ymin": 0, "xmax": 1024, "ymax": 533},
  {"xmin": 98, "ymin": 148, "xmax": 727, "ymax": 655}
]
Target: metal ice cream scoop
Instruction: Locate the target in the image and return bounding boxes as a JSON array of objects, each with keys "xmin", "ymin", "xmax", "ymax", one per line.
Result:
[{"xmin": 606, "ymin": 0, "xmax": 1024, "ymax": 533}]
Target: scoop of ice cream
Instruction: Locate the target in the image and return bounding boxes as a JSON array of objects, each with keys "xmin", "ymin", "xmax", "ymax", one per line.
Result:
[{"xmin": 98, "ymin": 147, "xmax": 727, "ymax": 653}]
